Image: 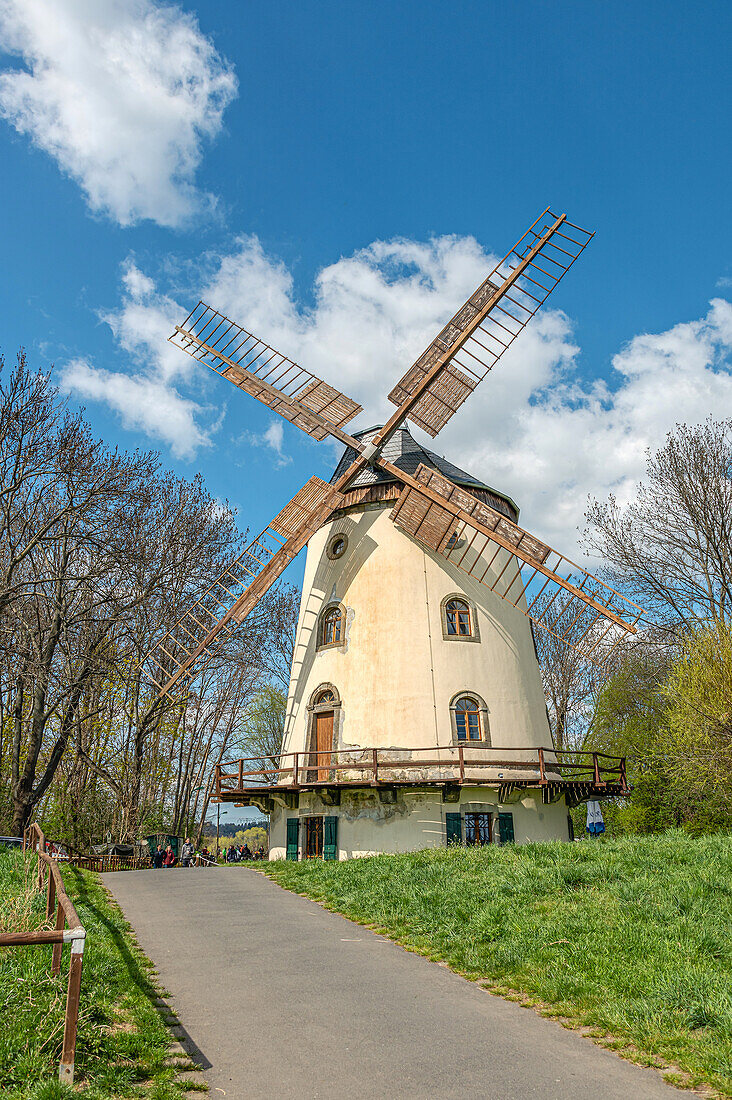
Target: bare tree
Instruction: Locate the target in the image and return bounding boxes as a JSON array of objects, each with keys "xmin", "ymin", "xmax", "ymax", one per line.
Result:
[
  {"xmin": 0, "ymin": 352, "xmax": 103, "ymax": 618},
  {"xmin": 0, "ymin": 352, "xmax": 307, "ymax": 844},
  {"xmin": 584, "ymin": 418, "xmax": 732, "ymax": 633},
  {"xmin": 5, "ymin": 428, "xmax": 157, "ymax": 834},
  {"xmin": 255, "ymin": 584, "xmax": 300, "ymax": 690}
]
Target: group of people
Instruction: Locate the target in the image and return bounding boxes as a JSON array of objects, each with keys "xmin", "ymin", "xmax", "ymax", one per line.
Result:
[
  {"xmin": 152, "ymin": 836, "xmax": 201, "ymax": 868},
  {"xmin": 225, "ymin": 842, "xmax": 266, "ymax": 862},
  {"xmin": 151, "ymin": 837, "xmax": 267, "ymax": 867}
]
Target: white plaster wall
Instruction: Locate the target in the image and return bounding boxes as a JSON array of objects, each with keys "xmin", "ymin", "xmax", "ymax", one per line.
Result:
[
  {"xmin": 268, "ymin": 789, "xmax": 570, "ymax": 861},
  {"xmin": 283, "ymin": 502, "xmax": 551, "ymax": 760}
]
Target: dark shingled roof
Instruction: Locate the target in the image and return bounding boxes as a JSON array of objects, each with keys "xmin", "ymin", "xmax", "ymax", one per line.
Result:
[{"xmin": 330, "ymin": 424, "xmax": 519, "ymax": 516}]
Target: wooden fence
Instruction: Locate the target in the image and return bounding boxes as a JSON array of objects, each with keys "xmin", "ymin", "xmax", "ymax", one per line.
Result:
[{"xmin": 0, "ymin": 823, "xmax": 86, "ymax": 1084}]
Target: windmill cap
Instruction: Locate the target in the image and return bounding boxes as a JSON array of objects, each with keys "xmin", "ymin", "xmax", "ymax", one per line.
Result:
[{"xmin": 330, "ymin": 423, "xmax": 519, "ymax": 520}]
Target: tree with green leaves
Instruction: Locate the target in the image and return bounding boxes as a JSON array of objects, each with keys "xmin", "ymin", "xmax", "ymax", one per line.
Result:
[
  {"xmin": 661, "ymin": 620, "xmax": 732, "ymax": 828},
  {"xmin": 236, "ymin": 685, "xmax": 287, "ymax": 769}
]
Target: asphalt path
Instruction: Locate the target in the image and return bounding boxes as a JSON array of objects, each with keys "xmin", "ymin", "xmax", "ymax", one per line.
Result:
[{"xmin": 103, "ymin": 867, "xmax": 681, "ymax": 1099}]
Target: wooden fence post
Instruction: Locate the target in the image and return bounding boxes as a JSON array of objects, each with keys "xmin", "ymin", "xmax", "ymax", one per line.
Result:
[
  {"xmin": 51, "ymin": 900, "xmax": 64, "ymax": 976},
  {"xmin": 58, "ymin": 936, "xmax": 84, "ymax": 1085},
  {"xmin": 46, "ymin": 866, "xmax": 56, "ymax": 920}
]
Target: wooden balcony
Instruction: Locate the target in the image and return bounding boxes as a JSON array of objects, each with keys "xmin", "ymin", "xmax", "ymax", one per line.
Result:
[{"xmin": 215, "ymin": 744, "xmax": 627, "ymax": 809}]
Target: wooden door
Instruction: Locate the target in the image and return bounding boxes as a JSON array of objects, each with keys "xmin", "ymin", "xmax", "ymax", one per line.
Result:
[{"xmin": 315, "ymin": 711, "xmax": 333, "ymax": 781}]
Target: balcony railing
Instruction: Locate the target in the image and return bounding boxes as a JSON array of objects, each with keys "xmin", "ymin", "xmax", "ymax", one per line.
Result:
[{"xmin": 215, "ymin": 744, "xmax": 627, "ymax": 800}]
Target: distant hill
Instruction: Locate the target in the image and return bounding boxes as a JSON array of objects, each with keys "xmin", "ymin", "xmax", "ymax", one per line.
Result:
[{"xmin": 203, "ymin": 820, "xmax": 269, "ymax": 839}]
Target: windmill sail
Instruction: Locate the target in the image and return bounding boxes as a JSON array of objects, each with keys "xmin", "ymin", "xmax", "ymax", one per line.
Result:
[
  {"xmin": 143, "ymin": 478, "xmax": 344, "ymax": 698},
  {"xmin": 387, "ymin": 209, "xmax": 593, "ymax": 437},
  {"xmin": 170, "ymin": 302, "xmax": 362, "ymax": 444},
  {"xmin": 388, "ymin": 463, "xmax": 642, "ymax": 661}
]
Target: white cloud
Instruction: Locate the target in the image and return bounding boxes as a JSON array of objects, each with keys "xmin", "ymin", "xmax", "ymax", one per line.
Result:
[
  {"xmin": 194, "ymin": 235, "xmax": 732, "ymax": 558},
  {"xmin": 0, "ymin": 0, "xmax": 236, "ymax": 227},
  {"xmin": 199, "ymin": 233, "xmax": 497, "ymax": 418},
  {"xmin": 64, "ymin": 235, "xmax": 732, "ymax": 561},
  {"xmin": 240, "ymin": 419, "xmax": 292, "ymax": 469},
  {"xmin": 60, "ymin": 255, "xmax": 223, "ymax": 458},
  {"xmin": 445, "ymin": 297, "xmax": 732, "ymax": 558},
  {"xmin": 60, "ymin": 357, "xmax": 210, "ymax": 459},
  {"xmin": 99, "ymin": 257, "xmax": 186, "ymax": 382}
]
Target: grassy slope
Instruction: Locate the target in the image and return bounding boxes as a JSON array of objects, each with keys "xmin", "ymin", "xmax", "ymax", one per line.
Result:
[
  {"xmin": 0, "ymin": 849, "xmax": 193, "ymax": 1099},
  {"xmin": 263, "ymin": 831, "xmax": 732, "ymax": 1097}
]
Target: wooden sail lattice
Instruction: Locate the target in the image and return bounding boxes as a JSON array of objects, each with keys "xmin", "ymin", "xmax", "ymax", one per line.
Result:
[
  {"xmin": 270, "ymin": 477, "xmax": 339, "ymax": 539},
  {"xmin": 142, "ymin": 479, "xmax": 345, "ymax": 698},
  {"xmin": 142, "ymin": 525, "xmax": 287, "ymax": 696},
  {"xmin": 390, "ymin": 465, "xmax": 643, "ymax": 661},
  {"xmin": 387, "ymin": 209, "xmax": 593, "ymax": 437},
  {"xmin": 169, "ymin": 301, "xmax": 362, "ymax": 442}
]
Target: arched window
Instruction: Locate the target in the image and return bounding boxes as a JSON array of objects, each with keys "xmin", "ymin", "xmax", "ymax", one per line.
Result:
[
  {"xmin": 441, "ymin": 594, "xmax": 479, "ymax": 641},
  {"xmin": 451, "ymin": 696, "xmax": 484, "ymax": 741},
  {"xmin": 319, "ymin": 604, "xmax": 344, "ymax": 648},
  {"xmin": 315, "ymin": 688, "xmax": 335, "ymax": 705},
  {"xmin": 446, "ymin": 598, "xmax": 471, "ymax": 636}
]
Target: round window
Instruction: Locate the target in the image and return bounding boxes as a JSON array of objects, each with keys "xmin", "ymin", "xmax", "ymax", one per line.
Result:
[{"xmin": 327, "ymin": 533, "xmax": 348, "ymax": 560}]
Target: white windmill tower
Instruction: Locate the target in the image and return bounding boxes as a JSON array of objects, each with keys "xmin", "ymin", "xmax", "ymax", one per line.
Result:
[{"xmin": 144, "ymin": 209, "xmax": 640, "ymax": 860}]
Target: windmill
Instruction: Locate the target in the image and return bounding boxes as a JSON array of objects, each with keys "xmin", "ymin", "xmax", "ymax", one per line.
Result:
[{"xmin": 143, "ymin": 208, "xmax": 642, "ymax": 706}]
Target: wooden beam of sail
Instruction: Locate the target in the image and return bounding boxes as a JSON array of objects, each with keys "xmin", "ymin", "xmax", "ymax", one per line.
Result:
[
  {"xmin": 386, "ymin": 210, "xmax": 593, "ymax": 437},
  {"xmin": 388, "ymin": 463, "xmax": 644, "ymax": 662},
  {"xmin": 140, "ymin": 525, "xmax": 287, "ymax": 698},
  {"xmin": 143, "ymin": 479, "xmax": 344, "ymax": 699},
  {"xmin": 169, "ymin": 302, "xmax": 362, "ymax": 445}
]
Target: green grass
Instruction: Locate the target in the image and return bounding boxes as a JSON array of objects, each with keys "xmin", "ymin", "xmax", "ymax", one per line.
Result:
[
  {"xmin": 0, "ymin": 849, "xmax": 197, "ymax": 1098},
  {"xmin": 262, "ymin": 831, "xmax": 732, "ymax": 1097}
]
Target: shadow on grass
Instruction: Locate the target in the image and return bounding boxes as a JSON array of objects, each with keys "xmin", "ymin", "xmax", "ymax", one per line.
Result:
[{"xmin": 70, "ymin": 869, "xmax": 212, "ymax": 1071}]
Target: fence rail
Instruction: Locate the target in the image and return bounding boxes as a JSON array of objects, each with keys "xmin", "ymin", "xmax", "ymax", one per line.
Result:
[
  {"xmin": 215, "ymin": 743, "xmax": 627, "ymax": 798},
  {"xmin": 0, "ymin": 823, "xmax": 86, "ymax": 1084},
  {"xmin": 68, "ymin": 854, "xmax": 152, "ymax": 872}
]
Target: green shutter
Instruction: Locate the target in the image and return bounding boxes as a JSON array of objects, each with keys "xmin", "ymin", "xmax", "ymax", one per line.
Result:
[
  {"xmin": 498, "ymin": 812, "xmax": 515, "ymax": 844},
  {"xmin": 286, "ymin": 818, "xmax": 299, "ymax": 861},
  {"xmin": 324, "ymin": 816, "xmax": 338, "ymax": 861},
  {"xmin": 445, "ymin": 812, "xmax": 462, "ymax": 845}
]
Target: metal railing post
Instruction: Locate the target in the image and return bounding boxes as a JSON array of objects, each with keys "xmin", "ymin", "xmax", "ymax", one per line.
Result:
[
  {"xmin": 538, "ymin": 747, "xmax": 546, "ymax": 782},
  {"xmin": 372, "ymin": 748, "xmax": 378, "ymax": 783},
  {"xmin": 293, "ymin": 753, "xmax": 299, "ymax": 786},
  {"xmin": 459, "ymin": 744, "xmax": 465, "ymax": 784}
]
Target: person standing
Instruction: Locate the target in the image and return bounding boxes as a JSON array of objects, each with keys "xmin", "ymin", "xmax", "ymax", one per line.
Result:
[
  {"xmin": 153, "ymin": 845, "xmax": 164, "ymax": 869},
  {"xmin": 163, "ymin": 844, "xmax": 175, "ymax": 868},
  {"xmin": 181, "ymin": 837, "xmax": 194, "ymax": 867}
]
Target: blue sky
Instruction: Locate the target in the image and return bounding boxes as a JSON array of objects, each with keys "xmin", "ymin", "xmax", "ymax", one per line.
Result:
[
  {"xmin": 1, "ymin": 0, "xmax": 730, "ymax": 825},
  {"xmin": 1, "ymin": 0, "xmax": 731, "ymax": 555}
]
